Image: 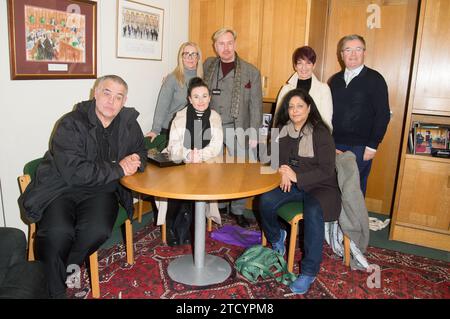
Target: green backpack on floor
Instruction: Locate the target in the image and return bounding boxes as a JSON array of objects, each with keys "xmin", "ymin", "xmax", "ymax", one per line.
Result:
[{"xmin": 235, "ymin": 245, "xmax": 296, "ymax": 285}]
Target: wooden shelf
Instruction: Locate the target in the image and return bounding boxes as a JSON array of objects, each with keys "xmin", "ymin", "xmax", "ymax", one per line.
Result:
[
  {"xmin": 412, "ymin": 109, "xmax": 450, "ymax": 117},
  {"xmin": 411, "ymin": 113, "xmax": 450, "ymax": 126},
  {"xmin": 405, "ymin": 153, "xmax": 450, "ymax": 163}
]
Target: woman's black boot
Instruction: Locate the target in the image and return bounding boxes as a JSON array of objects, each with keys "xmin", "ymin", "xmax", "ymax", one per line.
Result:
[{"xmin": 166, "ymin": 202, "xmax": 180, "ymax": 246}]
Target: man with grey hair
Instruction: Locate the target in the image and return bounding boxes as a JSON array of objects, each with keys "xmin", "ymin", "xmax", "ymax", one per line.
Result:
[
  {"xmin": 20, "ymin": 75, "xmax": 147, "ymax": 298},
  {"xmin": 204, "ymin": 28, "xmax": 263, "ymax": 228},
  {"xmin": 329, "ymin": 34, "xmax": 390, "ymax": 196}
]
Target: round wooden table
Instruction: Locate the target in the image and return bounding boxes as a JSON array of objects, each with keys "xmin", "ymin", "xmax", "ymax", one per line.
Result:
[{"xmin": 121, "ymin": 161, "xmax": 280, "ymax": 286}]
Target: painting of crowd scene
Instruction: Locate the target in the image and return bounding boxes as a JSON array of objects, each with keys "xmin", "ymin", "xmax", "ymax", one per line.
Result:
[
  {"xmin": 25, "ymin": 5, "xmax": 86, "ymax": 63},
  {"xmin": 120, "ymin": 7, "xmax": 160, "ymax": 42}
]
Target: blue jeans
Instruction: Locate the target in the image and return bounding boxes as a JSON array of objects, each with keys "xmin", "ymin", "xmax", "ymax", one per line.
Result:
[
  {"xmin": 259, "ymin": 186, "xmax": 324, "ymax": 276},
  {"xmin": 335, "ymin": 144, "xmax": 373, "ymax": 196}
]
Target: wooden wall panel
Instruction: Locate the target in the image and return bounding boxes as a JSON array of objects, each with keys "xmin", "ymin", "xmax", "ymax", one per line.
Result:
[
  {"xmin": 396, "ymin": 158, "xmax": 450, "ymax": 231},
  {"xmin": 260, "ymin": 0, "xmax": 309, "ymax": 99},
  {"xmin": 307, "ymin": 0, "xmax": 329, "ymax": 81},
  {"xmin": 223, "ymin": 0, "xmax": 264, "ymax": 67},
  {"xmin": 189, "ymin": 0, "xmax": 225, "ymax": 60},
  {"xmin": 412, "ymin": 0, "xmax": 450, "ymax": 116}
]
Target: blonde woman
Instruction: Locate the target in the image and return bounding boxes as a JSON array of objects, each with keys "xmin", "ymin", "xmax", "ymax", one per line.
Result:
[{"xmin": 146, "ymin": 42, "xmax": 204, "ymax": 142}]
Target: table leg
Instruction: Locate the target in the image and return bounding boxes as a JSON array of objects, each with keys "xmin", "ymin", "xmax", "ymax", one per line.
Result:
[
  {"xmin": 194, "ymin": 201, "xmax": 206, "ymax": 268},
  {"xmin": 167, "ymin": 200, "xmax": 231, "ymax": 286}
]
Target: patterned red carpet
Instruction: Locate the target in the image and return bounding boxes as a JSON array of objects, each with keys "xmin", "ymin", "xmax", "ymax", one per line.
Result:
[{"xmin": 67, "ymin": 217, "xmax": 450, "ymax": 299}]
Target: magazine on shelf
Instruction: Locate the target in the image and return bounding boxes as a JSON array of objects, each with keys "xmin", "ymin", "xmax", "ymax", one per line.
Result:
[{"xmin": 408, "ymin": 130, "xmax": 414, "ymax": 154}]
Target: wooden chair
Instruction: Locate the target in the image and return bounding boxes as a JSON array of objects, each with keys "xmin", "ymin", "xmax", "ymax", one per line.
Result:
[
  {"xmin": 261, "ymin": 201, "xmax": 351, "ymax": 273},
  {"xmin": 18, "ymin": 158, "xmax": 134, "ymax": 299}
]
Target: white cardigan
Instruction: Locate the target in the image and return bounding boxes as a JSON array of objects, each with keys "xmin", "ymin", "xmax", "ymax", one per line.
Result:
[
  {"xmin": 156, "ymin": 107, "xmax": 223, "ymax": 226},
  {"xmin": 164, "ymin": 107, "xmax": 224, "ymax": 162},
  {"xmin": 274, "ymin": 73, "xmax": 333, "ymax": 131}
]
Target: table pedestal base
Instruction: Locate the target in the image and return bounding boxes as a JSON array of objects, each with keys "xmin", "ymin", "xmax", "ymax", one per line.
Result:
[{"xmin": 168, "ymin": 254, "xmax": 231, "ymax": 286}]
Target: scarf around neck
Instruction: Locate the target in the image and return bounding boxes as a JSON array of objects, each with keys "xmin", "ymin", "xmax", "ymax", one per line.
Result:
[
  {"xmin": 205, "ymin": 54, "xmax": 242, "ymax": 120},
  {"xmin": 279, "ymin": 122, "xmax": 315, "ymax": 158},
  {"xmin": 183, "ymin": 104, "xmax": 212, "ymax": 150}
]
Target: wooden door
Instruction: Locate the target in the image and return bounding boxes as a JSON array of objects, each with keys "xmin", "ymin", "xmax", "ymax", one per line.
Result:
[
  {"xmin": 189, "ymin": 0, "xmax": 225, "ymax": 60},
  {"xmin": 321, "ymin": 0, "xmax": 419, "ymax": 215},
  {"xmin": 412, "ymin": 0, "xmax": 450, "ymax": 116},
  {"xmin": 259, "ymin": 0, "xmax": 309, "ymax": 99}
]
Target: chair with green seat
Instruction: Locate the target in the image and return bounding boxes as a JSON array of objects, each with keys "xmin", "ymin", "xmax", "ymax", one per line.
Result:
[
  {"xmin": 18, "ymin": 158, "xmax": 134, "ymax": 299},
  {"xmin": 144, "ymin": 134, "xmax": 167, "ymax": 153},
  {"xmin": 261, "ymin": 201, "xmax": 350, "ymax": 273}
]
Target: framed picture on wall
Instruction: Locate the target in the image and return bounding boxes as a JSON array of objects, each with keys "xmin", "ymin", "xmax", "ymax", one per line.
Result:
[
  {"xmin": 7, "ymin": 0, "xmax": 97, "ymax": 80},
  {"xmin": 116, "ymin": 0, "xmax": 164, "ymax": 60}
]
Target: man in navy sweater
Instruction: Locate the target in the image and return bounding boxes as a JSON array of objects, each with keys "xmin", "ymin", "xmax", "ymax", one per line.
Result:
[{"xmin": 329, "ymin": 34, "xmax": 390, "ymax": 196}]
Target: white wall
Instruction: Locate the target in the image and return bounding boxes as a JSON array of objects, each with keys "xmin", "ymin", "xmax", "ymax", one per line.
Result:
[
  {"xmin": 0, "ymin": 178, "xmax": 4, "ymax": 226},
  {"xmin": 0, "ymin": 0, "xmax": 189, "ymax": 232}
]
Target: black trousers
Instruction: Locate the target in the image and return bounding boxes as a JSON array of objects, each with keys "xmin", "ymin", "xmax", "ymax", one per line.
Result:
[
  {"xmin": 35, "ymin": 192, "xmax": 118, "ymax": 298},
  {"xmin": 0, "ymin": 228, "xmax": 49, "ymax": 298}
]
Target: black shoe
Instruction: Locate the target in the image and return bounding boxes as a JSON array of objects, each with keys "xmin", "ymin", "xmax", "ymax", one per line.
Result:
[
  {"xmin": 178, "ymin": 230, "xmax": 191, "ymax": 246},
  {"xmin": 219, "ymin": 206, "xmax": 229, "ymax": 215},
  {"xmin": 234, "ymin": 214, "xmax": 250, "ymax": 228},
  {"xmin": 166, "ymin": 229, "xmax": 179, "ymax": 246},
  {"xmin": 181, "ymin": 238, "xmax": 191, "ymax": 245}
]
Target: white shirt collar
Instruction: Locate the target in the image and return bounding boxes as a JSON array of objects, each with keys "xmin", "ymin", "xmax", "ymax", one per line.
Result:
[{"xmin": 345, "ymin": 64, "xmax": 365, "ymax": 77}]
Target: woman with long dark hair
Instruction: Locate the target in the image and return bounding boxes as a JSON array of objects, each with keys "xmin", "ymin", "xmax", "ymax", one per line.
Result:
[{"xmin": 259, "ymin": 88, "xmax": 341, "ymax": 294}]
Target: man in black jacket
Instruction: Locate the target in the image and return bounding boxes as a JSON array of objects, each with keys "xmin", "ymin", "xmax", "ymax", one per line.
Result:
[
  {"xmin": 329, "ymin": 34, "xmax": 390, "ymax": 196},
  {"xmin": 21, "ymin": 75, "xmax": 147, "ymax": 298}
]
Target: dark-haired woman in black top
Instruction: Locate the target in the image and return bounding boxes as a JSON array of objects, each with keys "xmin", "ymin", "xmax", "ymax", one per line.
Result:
[{"xmin": 259, "ymin": 88, "xmax": 340, "ymax": 295}]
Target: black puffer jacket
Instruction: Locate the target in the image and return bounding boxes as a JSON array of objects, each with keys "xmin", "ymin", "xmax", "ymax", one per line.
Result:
[{"xmin": 20, "ymin": 100, "xmax": 147, "ymax": 223}]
